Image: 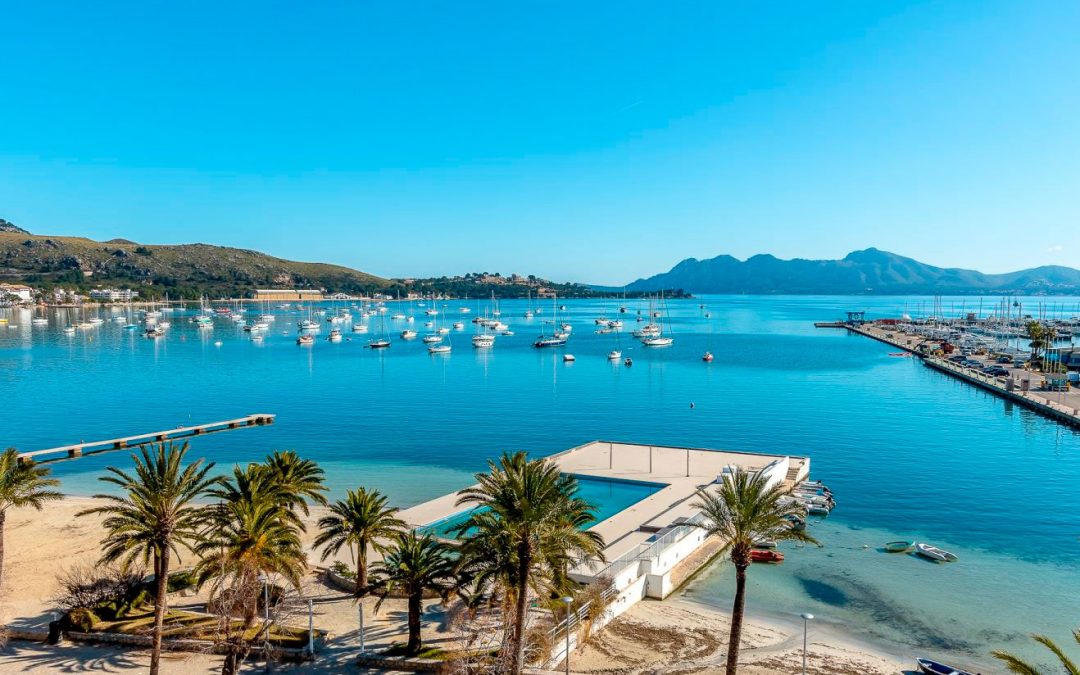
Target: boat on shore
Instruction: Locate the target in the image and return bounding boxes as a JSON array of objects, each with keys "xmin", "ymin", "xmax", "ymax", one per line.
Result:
[
  {"xmin": 884, "ymin": 541, "xmax": 915, "ymax": 553},
  {"xmin": 915, "ymin": 657, "xmax": 976, "ymax": 675},
  {"xmin": 915, "ymin": 543, "xmax": 958, "ymax": 562}
]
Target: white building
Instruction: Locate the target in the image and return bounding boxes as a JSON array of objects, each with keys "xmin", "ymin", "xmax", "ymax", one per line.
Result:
[
  {"xmin": 89, "ymin": 288, "xmax": 139, "ymax": 302},
  {"xmin": 0, "ymin": 283, "xmax": 34, "ymax": 303}
]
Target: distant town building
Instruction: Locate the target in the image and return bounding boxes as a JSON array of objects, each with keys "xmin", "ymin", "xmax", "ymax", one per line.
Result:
[
  {"xmin": 0, "ymin": 283, "xmax": 34, "ymax": 303},
  {"xmin": 89, "ymin": 288, "xmax": 139, "ymax": 302},
  {"xmin": 253, "ymin": 289, "xmax": 325, "ymax": 302},
  {"xmin": 325, "ymin": 292, "xmax": 354, "ymax": 300}
]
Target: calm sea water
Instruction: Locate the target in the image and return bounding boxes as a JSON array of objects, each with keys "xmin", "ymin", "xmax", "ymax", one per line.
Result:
[{"xmin": 4, "ymin": 295, "xmax": 1080, "ymax": 670}]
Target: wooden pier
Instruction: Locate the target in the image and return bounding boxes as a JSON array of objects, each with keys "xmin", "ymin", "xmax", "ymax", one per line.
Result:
[{"xmin": 19, "ymin": 414, "xmax": 276, "ymax": 463}]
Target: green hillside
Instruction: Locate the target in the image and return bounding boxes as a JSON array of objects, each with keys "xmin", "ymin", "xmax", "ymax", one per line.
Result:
[{"xmin": 0, "ymin": 232, "xmax": 388, "ymax": 299}]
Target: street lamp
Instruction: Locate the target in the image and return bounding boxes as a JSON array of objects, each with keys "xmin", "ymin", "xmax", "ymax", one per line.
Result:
[
  {"xmin": 800, "ymin": 613, "xmax": 814, "ymax": 675},
  {"xmin": 358, "ymin": 599, "xmax": 366, "ymax": 653},
  {"xmin": 561, "ymin": 596, "xmax": 574, "ymax": 675},
  {"xmin": 257, "ymin": 574, "xmax": 271, "ymax": 673}
]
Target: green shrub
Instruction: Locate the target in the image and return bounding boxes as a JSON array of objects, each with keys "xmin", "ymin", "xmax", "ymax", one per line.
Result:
[
  {"xmin": 166, "ymin": 569, "xmax": 196, "ymax": 594},
  {"xmin": 63, "ymin": 607, "xmax": 99, "ymax": 632},
  {"xmin": 329, "ymin": 561, "xmax": 355, "ymax": 579}
]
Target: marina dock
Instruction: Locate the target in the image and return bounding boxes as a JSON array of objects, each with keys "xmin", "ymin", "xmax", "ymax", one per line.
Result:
[
  {"xmin": 18, "ymin": 414, "xmax": 276, "ymax": 463},
  {"xmin": 824, "ymin": 320, "xmax": 1080, "ymax": 429}
]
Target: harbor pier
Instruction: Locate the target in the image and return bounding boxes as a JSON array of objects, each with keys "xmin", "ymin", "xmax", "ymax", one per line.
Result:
[
  {"xmin": 18, "ymin": 414, "xmax": 276, "ymax": 463},
  {"xmin": 822, "ymin": 319, "xmax": 1080, "ymax": 429}
]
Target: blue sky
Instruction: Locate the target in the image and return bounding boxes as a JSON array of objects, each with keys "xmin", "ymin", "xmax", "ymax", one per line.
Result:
[{"xmin": 1, "ymin": 2, "xmax": 1077, "ymax": 284}]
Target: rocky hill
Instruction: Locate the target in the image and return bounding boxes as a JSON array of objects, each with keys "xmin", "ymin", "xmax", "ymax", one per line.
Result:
[{"xmin": 0, "ymin": 231, "xmax": 388, "ymax": 299}]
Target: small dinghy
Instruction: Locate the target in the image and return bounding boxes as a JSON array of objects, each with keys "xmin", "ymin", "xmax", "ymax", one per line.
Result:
[
  {"xmin": 884, "ymin": 541, "xmax": 915, "ymax": 553},
  {"xmin": 915, "ymin": 543, "xmax": 958, "ymax": 562},
  {"xmin": 916, "ymin": 657, "xmax": 976, "ymax": 675},
  {"xmin": 750, "ymin": 549, "xmax": 784, "ymax": 563}
]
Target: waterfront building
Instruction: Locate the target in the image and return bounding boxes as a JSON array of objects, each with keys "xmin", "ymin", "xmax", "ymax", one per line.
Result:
[
  {"xmin": 89, "ymin": 288, "xmax": 139, "ymax": 302},
  {"xmin": 253, "ymin": 288, "xmax": 325, "ymax": 302},
  {"xmin": 0, "ymin": 283, "xmax": 34, "ymax": 304}
]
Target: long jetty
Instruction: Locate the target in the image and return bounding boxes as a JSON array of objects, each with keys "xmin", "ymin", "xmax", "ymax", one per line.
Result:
[
  {"xmin": 19, "ymin": 414, "xmax": 276, "ymax": 463},
  {"xmin": 822, "ymin": 321, "xmax": 1080, "ymax": 429}
]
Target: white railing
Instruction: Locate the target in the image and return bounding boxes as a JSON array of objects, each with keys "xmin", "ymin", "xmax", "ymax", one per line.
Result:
[
  {"xmin": 547, "ymin": 583, "xmax": 617, "ymax": 640},
  {"xmin": 589, "ymin": 512, "xmax": 711, "ymax": 580}
]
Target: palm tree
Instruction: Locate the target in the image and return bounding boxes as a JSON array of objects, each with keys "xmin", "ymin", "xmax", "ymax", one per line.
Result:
[
  {"xmin": 77, "ymin": 442, "xmax": 216, "ymax": 675},
  {"xmin": 313, "ymin": 487, "xmax": 405, "ymax": 596},
  {"xmin": 692, "ymin": 469, "xmax": 819, "ymax": 675},
  {"xmin": 195, "ymin": 464, "xmax": 307, "ymax": 675},
  {"xmin": 0, "ymin": 448, "xmax": 62, "ymax": 588},
  {"xmin": 371, "ymin": 529, "xmax": 457, "ymax": 654},
  {"xmin": 455, "ymin": 451, "xmax": 606, "ymax": 674},
  {"xmin": 993, "ymin": 631, "xmax": 1080, "ymax": 674},
  {"xmin": 1027, "ymin": 320, "xmax": 1047, "ymax": 362},
  {"xmin": 257, "ymin": 450, "xmax": 328, "ymax": 520}
]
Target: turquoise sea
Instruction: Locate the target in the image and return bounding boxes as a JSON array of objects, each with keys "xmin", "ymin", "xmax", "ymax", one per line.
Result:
[{"xmin": 4, "ymin": 295, "xmax": 1080, "ymax": 671}]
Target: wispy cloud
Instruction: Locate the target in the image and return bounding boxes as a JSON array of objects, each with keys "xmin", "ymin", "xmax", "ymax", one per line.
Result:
[{"xmin": 1047, "ymin": 244, "xmax": 1065, "ymax": 253}]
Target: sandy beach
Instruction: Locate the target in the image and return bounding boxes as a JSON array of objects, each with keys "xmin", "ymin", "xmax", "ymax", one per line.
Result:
[{"xmin": 1, "ymin": 497, "xmax": 911, "ymax": 673}]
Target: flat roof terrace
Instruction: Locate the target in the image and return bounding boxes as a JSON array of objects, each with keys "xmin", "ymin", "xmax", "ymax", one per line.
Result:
[{"xmin": 398, "ymin": 441, "xmax": 810, "ymax": 563}]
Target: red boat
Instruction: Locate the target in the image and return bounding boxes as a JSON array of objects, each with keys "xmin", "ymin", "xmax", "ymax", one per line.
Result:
[
  {"xmin": 702, "ymin": 351, "xmax": 714, "ymax": 362},
  {"xmin": 750, "ymin": 549, "xmax": 784, "ymax": 563}
]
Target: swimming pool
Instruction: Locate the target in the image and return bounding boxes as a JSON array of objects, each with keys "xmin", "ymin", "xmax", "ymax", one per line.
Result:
[{"xmin": 421, "ymin": 474, "xmax": 666, "ymax": 539}]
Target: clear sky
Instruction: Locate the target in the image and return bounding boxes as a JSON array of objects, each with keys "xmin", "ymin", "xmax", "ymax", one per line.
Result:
[{"xmin": 1, "ymin": 2, "xmax": 1077, "ymax": 284}]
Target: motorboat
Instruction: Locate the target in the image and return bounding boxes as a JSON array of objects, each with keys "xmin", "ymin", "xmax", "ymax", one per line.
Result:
[
  {"xmin": 624, "ymin": 358, "xmax": 633, "ymax": 367},
  {"xmin": 425, "ymin": 309, "xmax": 438, "ymax": 316},
  {"xmin": 607, "ymin": 320, "xmax": 623, "ymax": 329},
  {"xmin": 702, "ymin": 352, "xmax": 714, "ymax": 362},
  {"xmin": 391, "ymin": 313, "xmax": 406, "ymax": 320},
  {"xmin": 884, "ymin": 541, "xmax": 915, "ymax": 553},
  {"xmin": 560, "ymin": 323, "xmax": 572, "ymax": 332},
  {"xmin": 453, "ymin": 322, "xmax": 464, "ymax": 330},
  {"xmin": 298, "ymin": 319, "xmax": 320, "ymax": 331},
  {"xmin": 143, "ymin": 327, "xmax": 165, "ymax": 338},
  {"xmin": 915, "ymin": 544, "xmax": 958, "ymax": 562},
  {"xmin": 327, "ymin": 329, "xmax": 342, "ymax": 342},
  {"xmin": 750, "ymin": 550, "xmax": 784, "ymax": 563},
  {"xmin": 594, "ymin": 317, "xmax": 609, "ymax": 325},
  {"xmin": 608, "ymin": 350, "xmax": 622, "ymax": 360},
  {"xmin": 752, "ymin": 538, "xmax": 777, "ymax": 549},
  {"xmin": 401, "ymin": 330, "xmax": 417, "ymax": 339},
  {"xmin": 428, "ymin": 344, "xmax": 452, "ymax": 354},
  {"xmin": 422, "ymin": 334, "xmax": 443, "ymax": 344},
  {"xmin": 296, "ymin": 334, "xmax": 314, "ymax": 345},
  {"xmin": 633, "ymin": 324, "xmax": 661, "ymax": 338},
  {"xmin": 437, "ymin": 327, "xmax": 450, "ymax": 334},
  {"xmin": 563, "ymin": 354, "xmax": 576, "ymax": 362},
  {"xmin": 915, "ymin": 658, "xmax": 976, "ymax": 675},
  {"xmin": 31, "ymin": 317, "xmax": 48, "ymax": 326},
  {"xmin": 472, "ymin": 334, "xmax": 495, "ymax": 348},
  {"xmin": 352, "ymin": 323, "xmax": 369, "ymax": 333}
]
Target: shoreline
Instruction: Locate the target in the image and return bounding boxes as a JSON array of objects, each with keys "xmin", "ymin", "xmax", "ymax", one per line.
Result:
[{"xmin": 2, "ymin": 496, "xmax": 920, "ymax": 674}]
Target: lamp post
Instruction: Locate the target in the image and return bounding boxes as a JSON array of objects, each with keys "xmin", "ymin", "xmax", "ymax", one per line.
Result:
[
  {"xmin": 800, "ymin": 613, "xmax": 814, "ymax": 675},
  {"xmin": 561, "ymin": 596, "xmax": 574, "ymax": 675},
  {"xmin": 257, "ymin": 574, "xmax": 271, "ymax": 673},
  {"xmin": 358, "ymin": 600, "xmax": 366, "ymax": 653}
]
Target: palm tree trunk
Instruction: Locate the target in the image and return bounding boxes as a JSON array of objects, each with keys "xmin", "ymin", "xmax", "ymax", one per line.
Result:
[
  {"xmin": 356, "ymin": 540, "xmax": 367, "ymax": 597},
  {"xmin": 407, "ymin": 591, "xmax": 422, "ymax": 653},
  {"xmin": 0, "ymin": 509, "xmax": 6, "ymax": 590},
  {"xmin": 725, "ymin": 563, "xmax": 749, "ymax": 675},
  {"xmin": 509, "ymin": 544, "xmax": 532, "ymax": 675},
  {"xmin": 150, "ymin": 547, "xmax": 169, "ymax": 675}
]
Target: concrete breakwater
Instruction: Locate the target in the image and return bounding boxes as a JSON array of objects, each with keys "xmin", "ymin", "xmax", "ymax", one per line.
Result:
[{"xmin": 826, "ymin": 322, "xmax": 1080, "ymax": 429}]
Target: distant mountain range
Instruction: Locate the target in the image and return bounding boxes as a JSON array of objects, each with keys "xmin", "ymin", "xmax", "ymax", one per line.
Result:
[{"xmin": 626, "ymin": 248, "xmax": 1080, "ymax": 295}]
